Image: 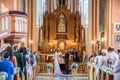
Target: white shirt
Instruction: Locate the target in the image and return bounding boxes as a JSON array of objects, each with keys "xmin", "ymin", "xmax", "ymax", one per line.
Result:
[{"xmin": 94, "ymin": 55, "xmax": 103, "ymax": 67}]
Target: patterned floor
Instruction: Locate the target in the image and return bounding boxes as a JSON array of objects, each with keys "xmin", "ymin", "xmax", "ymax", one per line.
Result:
[{"xmin": 35, "ymin": 76, "xmax": 88, "ymax": 80}]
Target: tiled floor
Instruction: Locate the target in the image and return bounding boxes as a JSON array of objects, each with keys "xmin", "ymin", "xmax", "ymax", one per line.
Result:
[{"xmin": 35, "ymin": 76, "xmax": 88, "ymax": 80}]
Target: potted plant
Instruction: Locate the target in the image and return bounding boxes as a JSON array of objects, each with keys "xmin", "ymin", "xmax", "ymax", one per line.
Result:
[
  {"xmin": 46, "ymin": 63, "xmax": 53, "ymax": 73},
  {"xmin": 71, "ymin": 62, "xmax": 78, "ymax": 73}
]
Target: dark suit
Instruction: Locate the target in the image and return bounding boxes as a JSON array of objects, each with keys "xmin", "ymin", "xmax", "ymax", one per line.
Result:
[
  {"xmin": 13, "ymin": 51, "xmax": 24, "ymax": 72},
  {"xmin": 64, "ymin": 52, "xmax": 69, "ymax": 73},
  {"xmin": 72, "ymin": 51, "xmax": 79, "ymax": 62}
]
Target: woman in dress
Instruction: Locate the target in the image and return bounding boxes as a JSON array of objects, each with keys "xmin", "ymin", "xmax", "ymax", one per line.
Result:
[
  {"xmin": 113, "ymin": 48, "xmax": 120, "ymax": 80},
  {"xmin": 53, "ymin": 49, "xmax": 71, "ymax": 76},
  {"xmin": 53, "ymin": 49, "xmax": 63, "ymax": 76}
]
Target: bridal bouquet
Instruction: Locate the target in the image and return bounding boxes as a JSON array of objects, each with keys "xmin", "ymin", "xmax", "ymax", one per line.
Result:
[
  {"xmin": 46, "ymin": 63, "xmax": 53, "ymax": 70},
  {"xmin": 0, "ymin": 71, "xmax": 8, "ymax": 78},
  {"xmin": 71, "ymin": 62, "xmax": 78, "ymax": 69}
]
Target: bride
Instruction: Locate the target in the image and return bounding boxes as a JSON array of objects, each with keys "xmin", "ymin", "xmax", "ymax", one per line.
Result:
[
  {"xmin": 53, "ymin": 49, "xmax": 63, "ymax": 76},
  {"xmin": 53, "ymin": 49, "xmax": 71, "ymax": 76}
]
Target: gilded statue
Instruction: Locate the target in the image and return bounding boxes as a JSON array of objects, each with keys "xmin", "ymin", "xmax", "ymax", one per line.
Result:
[
  {"xmin": 45, "ymin": 26, "xmax": 48, "ymax": 42},
  {"xmin": 75, "ymin": 27, "xmax": 79, "ymax": 42}
]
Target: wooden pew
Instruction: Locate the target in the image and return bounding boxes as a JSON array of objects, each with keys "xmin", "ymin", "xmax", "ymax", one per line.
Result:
[
  {"xmin": 87, "ymin": 63, "xmax": 94, "ymax": 80},
  {"xmin": 0, "ymin": 75, "xmax": 5, "ymax": 80},
  {"xmin": 105, "ymin": 71, "xmax": 114, "ymax": 80},
  {"xmin": 87, "ymin": 63, "xmax": 114, "ymax": 80},
  {"xmin": 13, "ymin": 67, "xmax": 20, "ymax": 80}
]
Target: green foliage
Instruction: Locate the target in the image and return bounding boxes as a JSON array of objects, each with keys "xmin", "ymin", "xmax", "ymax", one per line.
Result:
[
  {"xmin": 71, "ymin": 62, "xmax": 78, "ymax": 69},
  {"xmin": 46, "ymin": 63, "xmax": 53, "ymax": 69}
]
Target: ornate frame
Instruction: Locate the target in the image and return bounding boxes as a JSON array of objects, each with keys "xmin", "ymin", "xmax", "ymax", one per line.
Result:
[{"xmin": 56, "ymin": 13, "xmax": 67, "ymax": 33}]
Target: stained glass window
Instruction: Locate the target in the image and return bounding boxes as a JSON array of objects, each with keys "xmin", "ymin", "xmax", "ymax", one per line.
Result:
[
  {"xmin": 80, "ymin": 0, "xmax": 88, "ymax": 27},
  {"xmin": 36, "ymin": 0, "xmax": 45, "ymax": 27}
]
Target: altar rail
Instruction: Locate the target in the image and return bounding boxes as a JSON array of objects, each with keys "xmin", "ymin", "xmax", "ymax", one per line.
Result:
[
  {"xmin": 36, "ymin": 63, "xmax": 88, "ymax": 76},
  {"xmin": 36, "ymin": 63, "xmax": 53, "ymax": 76},
  {"xmin": 87, "ymin": 63, "xmax": 114, "ymax": 80}
]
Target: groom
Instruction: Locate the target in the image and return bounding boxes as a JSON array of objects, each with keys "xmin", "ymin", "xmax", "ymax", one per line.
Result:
[{"xmin": 63, "ymin": 49, "xmax": 70, "ymax": 74}]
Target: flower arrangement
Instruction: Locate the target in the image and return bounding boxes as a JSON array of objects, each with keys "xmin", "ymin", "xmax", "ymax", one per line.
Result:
[
  {"xmin": 0, "ymin": 71, "xmax": 8, "ymax": 78},
  {"xmin": 71, "ymin": 62, "xmax": 78, "ymax": 69},
  {"xmin": 46, "ymin": 63, "xmax": 53, "ymax": 70},
  {"xmin": 14, "ymin": 67, "xmax": 20, "ymax": 74}
]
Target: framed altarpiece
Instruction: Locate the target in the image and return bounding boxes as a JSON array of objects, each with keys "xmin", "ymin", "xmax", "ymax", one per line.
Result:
[{"xmin": 56, "ymin": 13, "xmax": 67, "ymax": 33}]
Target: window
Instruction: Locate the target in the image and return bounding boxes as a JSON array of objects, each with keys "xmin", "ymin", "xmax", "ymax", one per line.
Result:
[
  {"xmin": 99, "ymin": 0, "xmax": 105, "ymax": 32},
  {"xmin": 83, "ymin": 0, "xmax": 88, "ymax": 26},
  {"xmin": 36, "ymin": 0, "xmax": 45, "ymax": 27},
  {"xmin": 6, "ymin": 17, "xmax": 8, "ymax": 30},
  {"xmin": 80, "ymin": 0, "xmax": 89, "ymax": 26},
  {"xmin": 2, "ymin": 18, "xmax": 4, "ymax": 31}
]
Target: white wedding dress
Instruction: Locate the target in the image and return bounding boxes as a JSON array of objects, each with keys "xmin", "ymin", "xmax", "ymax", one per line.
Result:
[
  {"xmin": 53, "ymin": 51, "xmax": 63, "ymax": 76},
  {"xmin": 53, "ymin": 51, "xmax": 71, "ymax": 77}
]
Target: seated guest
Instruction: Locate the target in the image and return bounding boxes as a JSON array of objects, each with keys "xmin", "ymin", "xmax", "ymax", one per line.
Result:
[
  {"xmin": 0, "ymin": 51, "xmax": 14, "ymax": 80},
  {"xmin": 5, "ymin": 46, "xmax": 17, "ymax": 67},
  {"xmin": 101, "ymin": 49, "xmax": 108, "ymax": 66},
  {"xmin": 90, "ymin": 51, "xmax": 97, "ymax": 63},
  {"xmin": 94, "ymin": 51, "xmax": 103, "ymax": 66},
  {"xmin": 113, "ymin": 48, "xmax": 120, "ymax": 80},
  {"xmin": 82, "ymin": 50, "xmax": 88, "ymax": 63},
  {"xmin": 107, "ymin": 47, "xmax": 119, "ymax": 66},
  {"xmin": 118, "ymin": 48, "xmax": 120, "ymax": 59}
]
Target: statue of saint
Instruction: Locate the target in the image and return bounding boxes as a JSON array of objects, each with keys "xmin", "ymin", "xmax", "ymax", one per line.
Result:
[
  {"xmin": 75, "ymin": 27, "xmax": 79, "ymax": 42},
  {"xmin": 45, "ymin": 26, "xmax": 48, "ymax": 42}
]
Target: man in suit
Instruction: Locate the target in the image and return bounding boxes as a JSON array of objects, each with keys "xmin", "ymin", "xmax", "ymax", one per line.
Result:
[
  {"xmin": 72, "ymin": 49, "xmax": 79, "ymax": 62},
  {"xmin": 64, "ymin": 49, "xmax": 70, "ymax": 74}
]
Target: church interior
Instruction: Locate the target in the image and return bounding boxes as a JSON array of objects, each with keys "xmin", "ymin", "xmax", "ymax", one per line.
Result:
[{"xmin": 0, "ymin": 0, "xmax": 120, "ymax": 80}]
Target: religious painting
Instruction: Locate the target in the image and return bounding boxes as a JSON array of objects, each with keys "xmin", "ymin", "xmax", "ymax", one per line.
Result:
[
  {"xmin": 114, "ymin": 23, "xmax": 120, "ymax": 32},
  {"xmin": 116, "ymin": 34, "xmax": 120, "ymax": 43},
  {"xmin": 56, "ymin": 13, "xmax": 67, "ymax": 33}
]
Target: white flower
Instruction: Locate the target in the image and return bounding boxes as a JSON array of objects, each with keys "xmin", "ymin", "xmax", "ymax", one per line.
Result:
[
  {"xmin": 0, "ymin": 71, "xmax": 8, "ymax": 78},
  {"xmin": 46, "ymin": 63, "xmax": 53, "ymax": 69},
  {"xmin": 71, "ymin": 62, "xmax": 78, "ymax": 69}
]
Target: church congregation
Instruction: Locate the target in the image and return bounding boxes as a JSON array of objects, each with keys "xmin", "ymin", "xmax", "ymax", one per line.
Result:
[
  {"xmin": 0, "ymin": 0, "xmax": 120, "ymax": 80},
  {"xmin": 0, "ymin": 44, "xmax": 37, "ymax": 80}
]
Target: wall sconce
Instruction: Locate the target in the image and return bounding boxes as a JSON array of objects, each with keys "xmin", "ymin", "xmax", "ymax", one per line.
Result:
[
  {"xmin": 101, "ymin": 38, "xmax": 106, "ymax": 42},
  {"xmin": 29, "ymin": 40, "xmax": 33, "ymax": 44},
  {"xmin": 91, "ymin": 41, "xmax": 95, "ymax": 44}
]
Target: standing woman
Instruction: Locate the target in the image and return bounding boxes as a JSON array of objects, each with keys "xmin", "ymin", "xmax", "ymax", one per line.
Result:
[
  {"xmin": 113, "ymin": 48, "xmax": 120, "ymax": 80},
  {"xmin": 0, "ymin": 51, "xmax": 14, "ymax": 80},
  {"xmin": 5, "ymin": 46, "xmax": 17, "ymax": 67}
]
